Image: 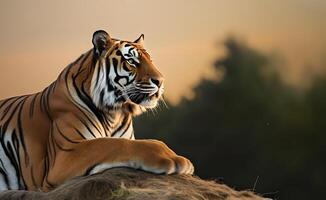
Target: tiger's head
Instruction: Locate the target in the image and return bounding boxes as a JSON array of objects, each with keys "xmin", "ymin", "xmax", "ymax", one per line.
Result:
[{"xmin": 90, "ymin": 30, "xmax": 164, "ymax": 111}]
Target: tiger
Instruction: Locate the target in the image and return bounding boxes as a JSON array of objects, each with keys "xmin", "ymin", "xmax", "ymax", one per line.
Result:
[{"xmin": 0, "ymin": 30, "xmax": 194, "ymax": 191}]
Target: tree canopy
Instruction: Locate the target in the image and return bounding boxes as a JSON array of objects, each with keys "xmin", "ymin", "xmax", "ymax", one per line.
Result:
[{"xmin": 134, "ymin": 38, "xmax": 326, "ymax": 200}]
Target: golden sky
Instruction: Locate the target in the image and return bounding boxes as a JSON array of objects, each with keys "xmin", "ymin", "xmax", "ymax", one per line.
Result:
[{"xmin": 0, "ymin": 0, "xmax": 325, "ymax": 103}]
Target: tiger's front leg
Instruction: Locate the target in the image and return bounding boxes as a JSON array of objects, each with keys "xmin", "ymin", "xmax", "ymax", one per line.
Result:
[{"xmin": 43, "ymin": 138, "xmax": 194, "ymax": 191}]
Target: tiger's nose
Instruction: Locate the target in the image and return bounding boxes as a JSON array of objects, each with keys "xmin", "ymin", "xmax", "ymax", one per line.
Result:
[{"xmin": 150, "ymin": 77, "xmax": 164, "ymax": 87}]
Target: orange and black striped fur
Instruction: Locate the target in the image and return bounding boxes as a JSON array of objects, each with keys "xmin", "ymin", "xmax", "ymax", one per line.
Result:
[{"xmin": 0, "ymin": 30, "xmax": 194, "ymax": 191}]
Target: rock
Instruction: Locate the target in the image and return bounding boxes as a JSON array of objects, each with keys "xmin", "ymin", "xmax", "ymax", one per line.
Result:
[{"xmin": 0, "ymin": 168, "xmax": 268, "ymax": 200}]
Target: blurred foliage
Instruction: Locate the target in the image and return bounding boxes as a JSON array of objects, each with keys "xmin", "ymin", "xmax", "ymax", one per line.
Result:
[{"xmin": 134, "ymin": 38, "xmax": 326, "ymax": 199}]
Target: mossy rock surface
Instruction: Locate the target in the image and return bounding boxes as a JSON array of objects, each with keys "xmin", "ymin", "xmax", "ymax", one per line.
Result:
[{"xmin": 0, "ymin": 168, "xmax": 268, "ymax": 200}]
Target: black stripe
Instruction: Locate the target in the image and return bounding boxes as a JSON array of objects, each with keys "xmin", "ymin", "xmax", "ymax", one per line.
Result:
[
  {"xmin": 128, "ymin": 47, "xmax": 135, "ymax": 55},
  {"xmin": 16, "ymin": 97, "xmax": 29, "ymax": 166},
  {"xmin": 99, "ymin": 89, "xmax": 105, "ymax": 106},
  {"xmin": 0, "ymin": 131, "xmax": 21, "ymax": 189},
  {"xmin": 111, "ymin": 116, "xmax": 130, "ymax": 137},
  {"xmin": 79, "ymin": 118, "xmax": 97, "ymax": 138},
  {"xmin": 29, "ymin": 93, "xmax": 39, "ymax": 118},
  {"xmin": 1, "ymin": 96, "xmax": 26, "ymax": 121},
  {"xmin": 119, "ymin": 120, "xmax": 132, "ymax": 138},
  {"xmin": 112, "ymin": 59, "xmax": 129, "ymax": 88},
  {"xmin": 0, "ymin": 159, "xmax": 10, "ymax": 189},
  {"xmin": 50, "ymin": 130, "xmax": 56, "ymax": 165},
  {"xmin": 54, "ymin": 122, "xmax": 81, "ymax": 143},
  {"xmin": 0, "ymin": 96, "xmax": 18, "ymax": 110},
  {"xmin": 11, "ymin": 131, "xmax": 25, "ymax": 189},
  {"xmin": 74, "ymin": 128, "xmax": 87, "ymax": 140},
  {"xmin": 94, "ymin": 63, "xmax": 102, "ymax": 87},
  {"xmin": 71, "ymin": 77, "xmax": 103, "ymax": 135},
  {"xmin": 84, "ymin": 163, "xmax": 99, "ymax": 176},
  {"xmin": 1, "ymin": 97, "xmax": 27, "ymax": 133},
  {"xmin": 105, "ymin": 59, "xmax": 115, "ymax": 92},
  {"xmin": 53, "ymin": 136, "xmax": 74, "ymax": 152}
]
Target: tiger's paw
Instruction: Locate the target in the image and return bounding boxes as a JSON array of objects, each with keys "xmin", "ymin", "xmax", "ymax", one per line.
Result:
[{"xmin": 132, "ymin": 139, "xmax": 194, "ymax": 175}]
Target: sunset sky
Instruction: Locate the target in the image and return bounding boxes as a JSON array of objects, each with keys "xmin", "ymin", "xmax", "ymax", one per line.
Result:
[{"xmin": 0, "ymin": 0, "xmax": 325, "ymax": 103}]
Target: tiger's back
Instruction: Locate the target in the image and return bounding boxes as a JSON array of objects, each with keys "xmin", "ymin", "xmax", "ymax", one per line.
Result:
[{"xmin": 0, "ymin": 92, "xmax": 51, "ymax": 190}]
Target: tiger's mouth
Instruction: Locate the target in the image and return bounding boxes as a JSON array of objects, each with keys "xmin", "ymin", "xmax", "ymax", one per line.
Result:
[
  {"xmin": 123, "ymin": 84, "xmax": 163, "ymax": 108},
  {"xmin": 118, "ymin": 82, "xmax": 164, "ymax": 109},
  {"xmin": 128, "ymin": 91, "xmax": 161, "ymax": 109}
]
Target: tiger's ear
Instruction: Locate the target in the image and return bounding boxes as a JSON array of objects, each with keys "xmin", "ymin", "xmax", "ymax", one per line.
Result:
[
  {"xmin": 92, "ymin": 30, "xmax": 113, "ymax": 57},
  {"xmin": 134, "ymin": 34, "xmax": 144, "ymax": 47}
]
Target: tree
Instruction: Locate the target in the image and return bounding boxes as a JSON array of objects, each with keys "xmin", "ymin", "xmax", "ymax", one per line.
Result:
[{"xmin": 134, "ymin": 38, "xmax": 326, "ymax": 199}]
